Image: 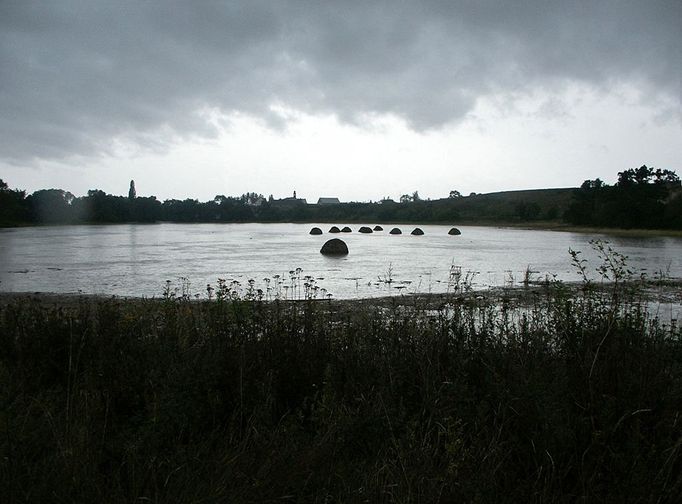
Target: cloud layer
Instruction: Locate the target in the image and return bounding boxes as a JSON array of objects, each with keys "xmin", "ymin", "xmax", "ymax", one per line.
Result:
[{"xmin": 1, "ymin": 0, "xmax": 680, "ymax": 164}]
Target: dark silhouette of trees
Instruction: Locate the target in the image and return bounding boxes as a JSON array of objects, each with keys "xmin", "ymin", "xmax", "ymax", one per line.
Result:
[
  {"xmin": 0, "ymin": 181, "xmax": 572, "ymax": 227},
  {"xmin": 27, "ymin": 189, "xmax": 76, "ymax": 223},
  {"xmin": 2, "ymin": 165, "xmax": 677, "ymax": 229},
  {"xmin": 130, "ymin": 196, "xmax": 161, "ymax": 222},
  {"xmin": 0, "ymin": 179, "xmax": 30, "ymax": 225},
  {"xmin": 566, "ymin": 166, "xmax": 681, "ymax": 229},
  {"xmin": 79, "ymin": 189, "xmax": 131, "ymax": 222}
]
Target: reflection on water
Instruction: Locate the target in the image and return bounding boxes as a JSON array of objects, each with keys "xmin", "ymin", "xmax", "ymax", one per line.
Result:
[{"xmin": 1, "ymin": 223, "xmax": 681, "ymax": 299}]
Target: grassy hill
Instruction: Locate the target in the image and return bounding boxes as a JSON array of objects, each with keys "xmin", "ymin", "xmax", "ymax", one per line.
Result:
[{"xmin": 435, "ymin": 188, "xmax": 575, "ymax": 223}]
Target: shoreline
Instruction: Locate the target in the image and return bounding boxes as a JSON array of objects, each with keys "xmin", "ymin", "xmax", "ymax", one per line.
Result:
[{"xmin": 3, "ymin": 278, "xmax": 681, "ymax": 309}]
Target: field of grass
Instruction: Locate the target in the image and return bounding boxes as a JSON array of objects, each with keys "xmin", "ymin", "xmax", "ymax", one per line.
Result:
[{"xmin": 1, "ymin": 267, "xmax": 681, "ymax": 502}]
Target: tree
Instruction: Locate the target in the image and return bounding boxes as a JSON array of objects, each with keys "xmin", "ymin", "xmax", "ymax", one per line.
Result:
[
  {"xmin": 128, "ymin": 180, "xmax": 136, "ymax": 199},
  {"xmin": 0, "ymin": 179, "xmax": 29, "ymax": 224},
  {"xmin": 412, "ymin": 191, "xmax": 421, "ymax": 201},
  {"xmin": 581, "ymin": 178, "xmax": 604, "ymax": 190},
  {"xmin": 615, "ymin": 165, "xmax": 679, "ymax": 188},
  {"xmin": 449, "ymin": 190, "xmax": 462, "ymax": 198},
  {"xmin": 27, "ymin": 189, "xmax": 76, "ymax": 223},
  {"xmin": 567, "ymin": 166, "xmax": 681, "ymax": 229},
  {"xmin": 240, "ymin": 192, "xmax": 265, "ymax": 206},
  {"xmin": 133, "ymin": 196, "xmax": 161, "ymax": 222},
  {"xmin": 80, "ymin": 189, "xmax": 134, "ymax": 222},
  {"xmin": 654, "ymin": 168, "xmax": 680, "ymax": 186},
  {"xmin": 399, "ymin": 194, "xmax": 412, "ymax": 203}
]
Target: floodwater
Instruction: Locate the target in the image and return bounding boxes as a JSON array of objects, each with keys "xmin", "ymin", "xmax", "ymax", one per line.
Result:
[{"xmin": 1, "ymin": 223, "xmax": 681, "ymax": 300}]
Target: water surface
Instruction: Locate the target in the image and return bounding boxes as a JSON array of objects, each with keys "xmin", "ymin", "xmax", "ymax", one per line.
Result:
[{"xmin": 1, "ymin": 223, "xmax": 681, "ymax": 299}]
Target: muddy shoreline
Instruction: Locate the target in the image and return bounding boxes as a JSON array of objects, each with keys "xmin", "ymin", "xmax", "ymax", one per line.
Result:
[{"xmin": 3, "ymin": 278, "xmax": 681, "ymax": 313}]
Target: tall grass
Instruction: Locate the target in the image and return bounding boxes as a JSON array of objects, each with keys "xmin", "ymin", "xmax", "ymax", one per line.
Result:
[{"xmin": 1, "ymin": 251, "xmax": 681, "ymax": 502}]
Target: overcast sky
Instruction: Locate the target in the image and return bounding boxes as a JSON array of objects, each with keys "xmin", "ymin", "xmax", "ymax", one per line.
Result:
[{"xmin": 1, "ymin": 0, "xmax": 680, "ymax": 202}]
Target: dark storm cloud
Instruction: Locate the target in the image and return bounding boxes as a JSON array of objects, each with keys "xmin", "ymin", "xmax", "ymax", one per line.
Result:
[{"xmin": 1, "ymin": 0, "xmax": 679, "ymax": 163}]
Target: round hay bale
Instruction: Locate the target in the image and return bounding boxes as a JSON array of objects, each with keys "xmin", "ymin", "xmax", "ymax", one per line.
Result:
[
  {"xmin": 310, "ymin": 227, "xmax": 323, "ymax": 235},
  {"xmin": 358, "ymin": 226, "xmax": 373, "ymax": 233},
  {"xmin": 320, "ymin": 238, "xmax": 349, "ymax": 256},
  {"xmin": 411, "ymin": 228, "xmax": 424, "ymax": 235},
  {"xmin": 389, "ymin": 227, "xmax": 402, "ymax": 235},
  {"xmin": 329, "ymin": 226, "xmax": 341, "ymax": 233},
  {"xmin": 448, "ymin": 227, "xmax": 461, "ymax": 235}
]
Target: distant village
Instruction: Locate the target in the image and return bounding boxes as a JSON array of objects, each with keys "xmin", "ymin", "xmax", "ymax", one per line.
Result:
[
  {"xmin": 253, "ymin": 191, "xmax": 397, "ymax": 207},
  {"xmin": 269, "ymin": 191, "xmax": 340, "ymax": 208}
]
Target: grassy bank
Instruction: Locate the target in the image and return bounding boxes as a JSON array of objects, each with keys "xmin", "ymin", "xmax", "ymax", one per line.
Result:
[
  {"xmin": 440, "ymin": 220, "xmax": 682, "ymax": 238},
  {"xmin": 1, "ymin": 277, "xmax": 681, "ymax": 502},
  {"xmin": 521, "ymin": 223, "xmax": 682, "ymax": 238}
]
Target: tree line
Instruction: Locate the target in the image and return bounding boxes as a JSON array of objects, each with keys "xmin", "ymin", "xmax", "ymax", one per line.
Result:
[
  {"xmin": 565, "ymin": 165, "xmax": 682, "ymax": 229},
  {"xmin": 1, "ymin": 165, "xmax": 680, "ymax": 228},
  {"xmin": 0, "ymin": 182, "xmax": 463, "ymax": 225},
  {"xmin": 0, "ymin": 180, "xmax": 562, "ymax": 226}
]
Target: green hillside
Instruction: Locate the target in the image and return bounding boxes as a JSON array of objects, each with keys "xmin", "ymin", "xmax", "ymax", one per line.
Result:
[{"xmin": 442, "ymin": 188, "xmax": 575, "ymax": 223}]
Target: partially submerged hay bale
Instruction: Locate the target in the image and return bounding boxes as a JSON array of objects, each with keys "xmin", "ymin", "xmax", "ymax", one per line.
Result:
[{"xmin": 320, "ymin": 238, "xmax": 349, "ymax": 256}]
